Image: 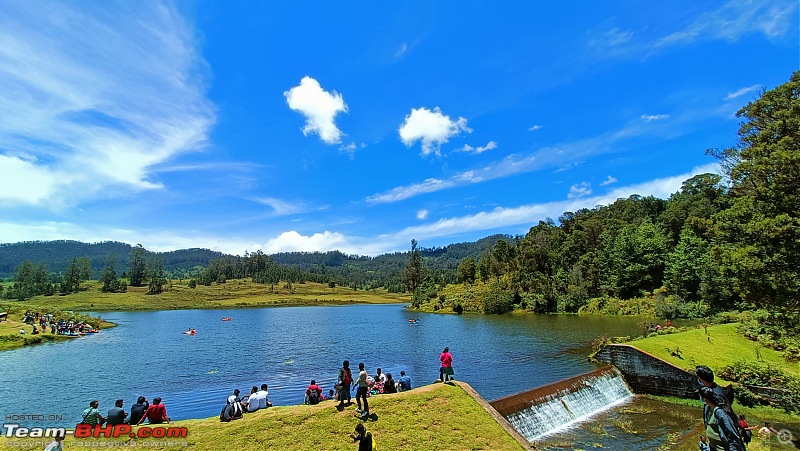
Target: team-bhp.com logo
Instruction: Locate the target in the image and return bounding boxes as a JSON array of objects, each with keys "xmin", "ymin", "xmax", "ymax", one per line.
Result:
[{"xmin": 4, "ymin": 423, "xmax": 188, "ymax": 439}]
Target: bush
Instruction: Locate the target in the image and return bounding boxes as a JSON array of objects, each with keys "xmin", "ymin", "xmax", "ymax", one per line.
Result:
[
  {"xmin": 481, "ymin": 286, "xmax": 514, "ymax": 314},
  {"xmin": 718, "ymin": 360, "xmax": 800, "ymax": 412}
]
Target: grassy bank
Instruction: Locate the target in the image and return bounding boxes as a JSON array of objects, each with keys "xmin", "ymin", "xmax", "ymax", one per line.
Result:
[
  {"xmin": 9, "ymin": 279, "xmax": 410, "ymax": 312},
  {"xmin": 0, "ymin": 305, "xmax": 113, "ymax": 351},
  {"xmin": 631, "ymin": 323, "xmax": 799, "ymax": 377},
  {"xmin": 0, "ymin": 383, "xmax": 524, "ymax": 451}
]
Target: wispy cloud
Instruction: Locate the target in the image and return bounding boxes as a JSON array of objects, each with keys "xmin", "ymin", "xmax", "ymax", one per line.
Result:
[
  {"xmin": 383, "ymin": 163, "xmax": 721, "ymax": 247},
  {"xmin": 528, "ymin": 125, "xmax": 543, "ymax": 131},
  {"xmin": 398, "ymin": 107, "xmax": 471, "ymax": 157},
  {"xmin": 416, "ymin": 210, "xmax": 429, "ymax": 220},
  {"xmin": 568, "ymin": 182, "xmax": 592, "ymax": 199},
  {"xmin": 656, "ymin": 0, "xmax": 797, "ymax": 48},
  {"xmin": 725, "ymin": 84, "xmax": 761, "ymax": 100},
  {"xmin": 0, "ymin": 1, "xmax": 215, "ymax": 208},
  {"xmin": 395, "ymin": 43, "xmax": 409, "ymax": 60},
  {"xmin": 641, "ymin": 114, "xmax": 669, "ymax": 122},
  {"xmin": 370, "ymin": 113, "xmax": 680, "ymax": 204},
  {"xmin": 600, "ymin": 175, "xmax": 618, "ymax": 186},
  {"xmin": 251, "ymin": 197, "xmax": 325, "ymax": 217},
  {"xmin": 284, "ymin": 76, "xmax": 347, "ymax": 144},
  {"xmin": 458, "ymin": 141, "xmax": 498, "ymax": 154}
]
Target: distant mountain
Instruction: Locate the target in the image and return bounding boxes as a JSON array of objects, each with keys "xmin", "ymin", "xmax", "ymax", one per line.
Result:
[
  {"xmin": 0, "ymin": 235, "xmax": 510, "ymax": 280},
  {"xmin": 0, "ymin": 241, "xmax": 225, "ymax": 279}
]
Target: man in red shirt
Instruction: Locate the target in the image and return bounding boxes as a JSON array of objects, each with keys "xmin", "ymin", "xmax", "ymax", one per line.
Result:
[
  {"xmin": 137, "ymin": 397, "xmax": 170, "ymax": 424},
  {"xmin": 440, "ymin": 347, "xmax": 454, "ymax": 383}
]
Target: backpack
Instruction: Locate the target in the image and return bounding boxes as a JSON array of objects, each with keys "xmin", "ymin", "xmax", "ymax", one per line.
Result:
[
  {"xmin": 219, "ymin": 405, "xmax": 233, "ymax": 422},
  {"xmin": 308, "ymin": 390, "xmax": 321, "ymax": 405}
]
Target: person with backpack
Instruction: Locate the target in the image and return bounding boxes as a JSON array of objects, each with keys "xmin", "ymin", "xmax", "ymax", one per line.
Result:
[
  {"xmin": 338, "ymin": 360, "xmax": 353, "ymax": 407},
  {"xmin": 737, "ymin": 414, "xmax": 756, "ymax": 447},
  {"xmin": 306, "ymin": 380, "xmax": 323, "ymax": 405},
  {"xmin": 350, "ymin": 422, "xmax": 374, "ymax": 451},
  {"xmin": 80, "ymin": 400, "xmax": 106, "ymax": 425},
  {"xmin": 699, "ymin": 387, "xmax": 745, "ymax": 451},
  {"xmin": 696, "ymin": 366, "xmax": 733, "ymax": 405}
]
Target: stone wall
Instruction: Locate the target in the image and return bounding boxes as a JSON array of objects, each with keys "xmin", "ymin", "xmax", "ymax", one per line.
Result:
[{"xmin": 593, "ymin": 344, "xmax": 698, "ymax": 398}]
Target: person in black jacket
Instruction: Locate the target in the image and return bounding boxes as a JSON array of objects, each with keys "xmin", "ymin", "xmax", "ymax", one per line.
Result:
[
  {"xmin": 128, "ymin": 396, "xmax": 149, "ymax": 426},
  {"xmin": 350, "ymin": 423, "xmax": 373, "ymax": 451}
]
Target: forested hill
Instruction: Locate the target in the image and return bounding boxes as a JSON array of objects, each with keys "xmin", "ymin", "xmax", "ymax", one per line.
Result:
[
  {"xmin": 0, "ymin": 235, "xmax": 506, "ymax": 281},
  {"xmin": 0, "ymin": 241, "xmax": 225, "ymax": 279}
]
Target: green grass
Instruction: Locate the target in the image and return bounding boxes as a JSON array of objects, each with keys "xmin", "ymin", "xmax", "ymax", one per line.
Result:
[
  {"xmin": 0, "ymin": 383, "xmax": 525, "ymax": 451},
  {"xmin": 632, "ymin": 323, "xmax": 799, "ymax": 378},
  {"xmin": 8, "ymin": 279, "xmax": 410, "ymax": 312},
  {"xmin": 0, "ymin": 304, "xmax": 114, "ymax": 351}
]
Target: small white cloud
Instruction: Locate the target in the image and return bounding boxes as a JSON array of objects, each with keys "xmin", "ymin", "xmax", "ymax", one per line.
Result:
[
  {"xmin": 416, "ymin": 209, "xmax": 429, "ymax": 220},
  {"xmin": 263, "ymin": 230, "xmax": 347, "ymax": 253},
  {"xmin": 284, "ymin": 76, "xmax": 347, "ymax": 144},
  {"xmin": 641, "ymin": 114, "xmax": 670, "ymax": 122},
  {"xmin": 457, "ymin": 141, "xmax": 497, "ymax": 154},
  {"xmin": 725, "ymin": 84, "xmax": 761, "ymax": 100},
  {"xmin": 528, "ymin": 125, "xmax": 542, "ymax": 131},
  {"xmin": 568, "ymin": 182, "xmax": 592, "ymax": 199},
  {"xmin": 252, "ymin": 197, "xmax": 306, "ymax": 216},
  {"xmin": 339, "ymin": 142, "xmax": 357, "ymax": 157},
  {"xmin": 600, "ymin": 175, "xmax": 618, "ymax": 186},
  {"xmin": 398, "ymin": 107, "xmax": 471, "ymax": 157}
]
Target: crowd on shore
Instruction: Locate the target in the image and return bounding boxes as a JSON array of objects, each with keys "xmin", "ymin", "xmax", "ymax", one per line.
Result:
[{"xmin": 18, "ymin": 310, "xmax": 97, "ymax": 336}]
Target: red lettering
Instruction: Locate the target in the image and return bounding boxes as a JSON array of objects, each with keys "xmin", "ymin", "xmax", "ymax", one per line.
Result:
[
  {"xmin": 166, "ymin": 427, "xmax": 188, "ymax": 438},
  {"xmin": 138, "ymin": 427, "xmax": 151, "ymax": 438},
  {"xmin": 93, "ymin": 424, "xmax": 114, "ymax": 438},
  {"xmin": 151, "ymin": 427, "xmax": 166, "ymax": 438},
  {"xmin": 74, "ymin": 424, "xmax": 92, "ymax": 438},
  {"xmin": 112, "ymin": 424, "xmax": 131, "ymax": 437}
]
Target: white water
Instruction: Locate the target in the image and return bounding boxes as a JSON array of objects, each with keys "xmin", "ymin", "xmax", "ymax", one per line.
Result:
[{"xmin": 505, "ymin": 369, "xmax": 634, "ymax": 441}]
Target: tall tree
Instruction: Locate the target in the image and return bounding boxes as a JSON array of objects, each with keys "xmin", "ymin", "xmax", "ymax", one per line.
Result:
[
  {"xmin": 129, "ymin": 245, "xmax": 147, "ymax": 287},
  {"xmin": 402, "ymin": 239, "xmax": 425, "ymax": 296},
  {"xmin": 709, "ymin": 71, "xmax": 800, "ymax": 331},
  {"xmin": 457, "ymin": 257, "xmax": 477, "ymax": 284},
  {"xmin": 146, "ymin": 256, "xmax": 166, "ymax": 294}
]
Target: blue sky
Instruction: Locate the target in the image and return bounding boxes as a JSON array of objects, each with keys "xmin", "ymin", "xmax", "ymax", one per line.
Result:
[{"xmin": 0, "ymin": 1, "xmax": 797, "ymax": 256}]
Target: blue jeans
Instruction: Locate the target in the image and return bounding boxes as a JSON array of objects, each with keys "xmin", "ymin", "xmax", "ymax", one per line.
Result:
[{"xmin": 339, "ymin": 383, "xmax": 351, "ymax": 403}]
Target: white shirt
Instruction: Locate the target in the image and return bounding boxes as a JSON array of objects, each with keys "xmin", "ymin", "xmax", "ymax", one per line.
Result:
[
  {"xmin": 246, "ymin": 392, "xmax": 263, "ymax": 412},
  {"xmin": 44, "ymin": 441, "xmax": 63, "ymax": 451},
  {"xmin": 256, "ymin": 389, "xmax": 269, "ymax": 409}
]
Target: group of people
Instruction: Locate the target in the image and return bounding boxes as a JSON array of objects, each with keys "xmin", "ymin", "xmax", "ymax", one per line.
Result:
[
  {"xmin": 80, "ymin": 396, "xmax": 170, "ymax": 426},
  {"xmin": 18, "ymin": 310, "xmax": 96, "ymax": 335},
  {"xmin": 221, "ymin": 384, "xmax": 273, "ymax": 421},
  {"xmin": 695, "ymin": 365, "xmax": 781, "ymax": 451}
]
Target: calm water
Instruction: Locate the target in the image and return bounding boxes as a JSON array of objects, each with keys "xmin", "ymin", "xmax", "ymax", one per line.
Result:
[{"xmin": 0, "ymin": 305, "xmax": 664, "ymax": 427}]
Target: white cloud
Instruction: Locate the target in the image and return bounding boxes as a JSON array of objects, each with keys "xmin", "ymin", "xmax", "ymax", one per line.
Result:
[
  {"xmin": 600, "ymin": 175, "xmax": 618, "ymax": 186},
  {"xmin": 568, "ymin": 182, "xmax": 592, "ymax": 199},
  {"xmin": 459, "ymin": 141, "xmax": 498, "ymax": 154},
  {"xmin": 395, "ymin": 43, "xmax": 409, "ymax": 60},
  {"xmin": 339, "ymin": 142, "xmax": 358, "ymax": 157},
  {"xmin": 284, "ymin": 76, "xmax": 347, "ymax": 144},
  {"xmin": 0, "ymin": 1, "xmax": 215, "ymax": 208},
  {"xmin": 528, "ymin": 125, "xmax": 543, "ymax": 131},
  {"xmin": 641, "ymin": 114, "xmax": 669, "ymax": 122},
  {"xmin": 416, "ymin": 210, "xmax": 429, "ymax": 220},
  {"xmin": 263, "ymin": 230, "xmax": 348, "ymax": 253},
  {"xmin": 725, "ymin": 84, "xmax": 761, "ymax": 100},
  {"xmin": 252, "ymin": 197, "xmax": 307, "ymax": 216},
  {"xmin": 398, "ymin": 107, "xmax": 471, "ymax": 156}
]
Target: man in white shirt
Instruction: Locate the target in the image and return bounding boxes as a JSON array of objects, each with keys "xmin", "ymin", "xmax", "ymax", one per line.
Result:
[
  {"xmin": 257, "ymin": 384, "xmax": 272, "ymax": 409},
  {"xmin": 245, "ymin": 386, "xmax": 263, "ymax": 412}
]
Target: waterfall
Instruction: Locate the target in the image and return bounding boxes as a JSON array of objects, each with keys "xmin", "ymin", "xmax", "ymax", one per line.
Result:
[{"xmin": 491, "ymin": 367, "xmax": 633, "ymax": 441}]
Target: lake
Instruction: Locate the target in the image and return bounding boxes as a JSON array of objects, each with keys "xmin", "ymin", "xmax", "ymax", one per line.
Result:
[{"xmin": 0, "ymin": 304, "xmax": 668, "ymax": 427}]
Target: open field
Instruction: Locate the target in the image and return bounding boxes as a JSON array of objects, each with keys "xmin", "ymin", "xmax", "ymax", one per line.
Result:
[
  {"xmin": 632, "ymin": 323, "xmax": 799, "ymax": 377},
  {"xmin": 7, "ymin": 279, "xmax": 411, "ymax": 312},
  {"xmin": 0, "ymin": 383, "xmax": 524, "ymax": 451}
]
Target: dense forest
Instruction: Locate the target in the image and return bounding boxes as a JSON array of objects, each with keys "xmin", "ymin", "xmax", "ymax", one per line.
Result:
[{"xmin": 2, "ymin": 72, "xmax": 798, "ymax": 348}]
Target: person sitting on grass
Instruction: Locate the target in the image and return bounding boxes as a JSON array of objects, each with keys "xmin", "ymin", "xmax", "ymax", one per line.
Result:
[
  {"xmin": 305, "ymin": 380, "xmax": 323, "ymax": 405},
  {"xmin": 245, "ymin": 386, "xmax": 263, "ymax": 412},
  {"xmin": 81, "ymin": 400, "xmax": 106, "ymax": 425},
  {"xmin": 384, "ymin": 373, "xmax": 397, "ymax": 394},
  {"xmin": 137, "ymin": 397, "xmax": 170, "ymax": 425}
]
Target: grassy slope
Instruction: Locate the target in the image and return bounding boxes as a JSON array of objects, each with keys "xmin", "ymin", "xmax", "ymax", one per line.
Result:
[
  {"xmin": 0, "ymin": 307, "xmax": 114, "ymax": 351},
  {"xmin": 632, "ymin": 323, "xmax": 799, "ymax": 377},
  {"xmin": 11, "ymin": 279, "xmax": 410, "ymax": 312},
  {"xmin": 0, "ymin": 383, "xmax": 524, "ymax": 451}
]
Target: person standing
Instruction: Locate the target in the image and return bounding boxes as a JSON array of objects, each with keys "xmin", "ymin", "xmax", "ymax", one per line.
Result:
[
  {"xmin": 440, "ymin": 347, "xmax": 454, "ymax": 383},
  {"xmin": 338, "ymin": 360, "xmax": 353, "ymax": 407},
  {"xmin": 354, "ymin": 362, "xmax": 370, "ymax": 418},
  {"xmin": 699, "ymin": 387, "xmax": 744, "ymax": 451}
]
